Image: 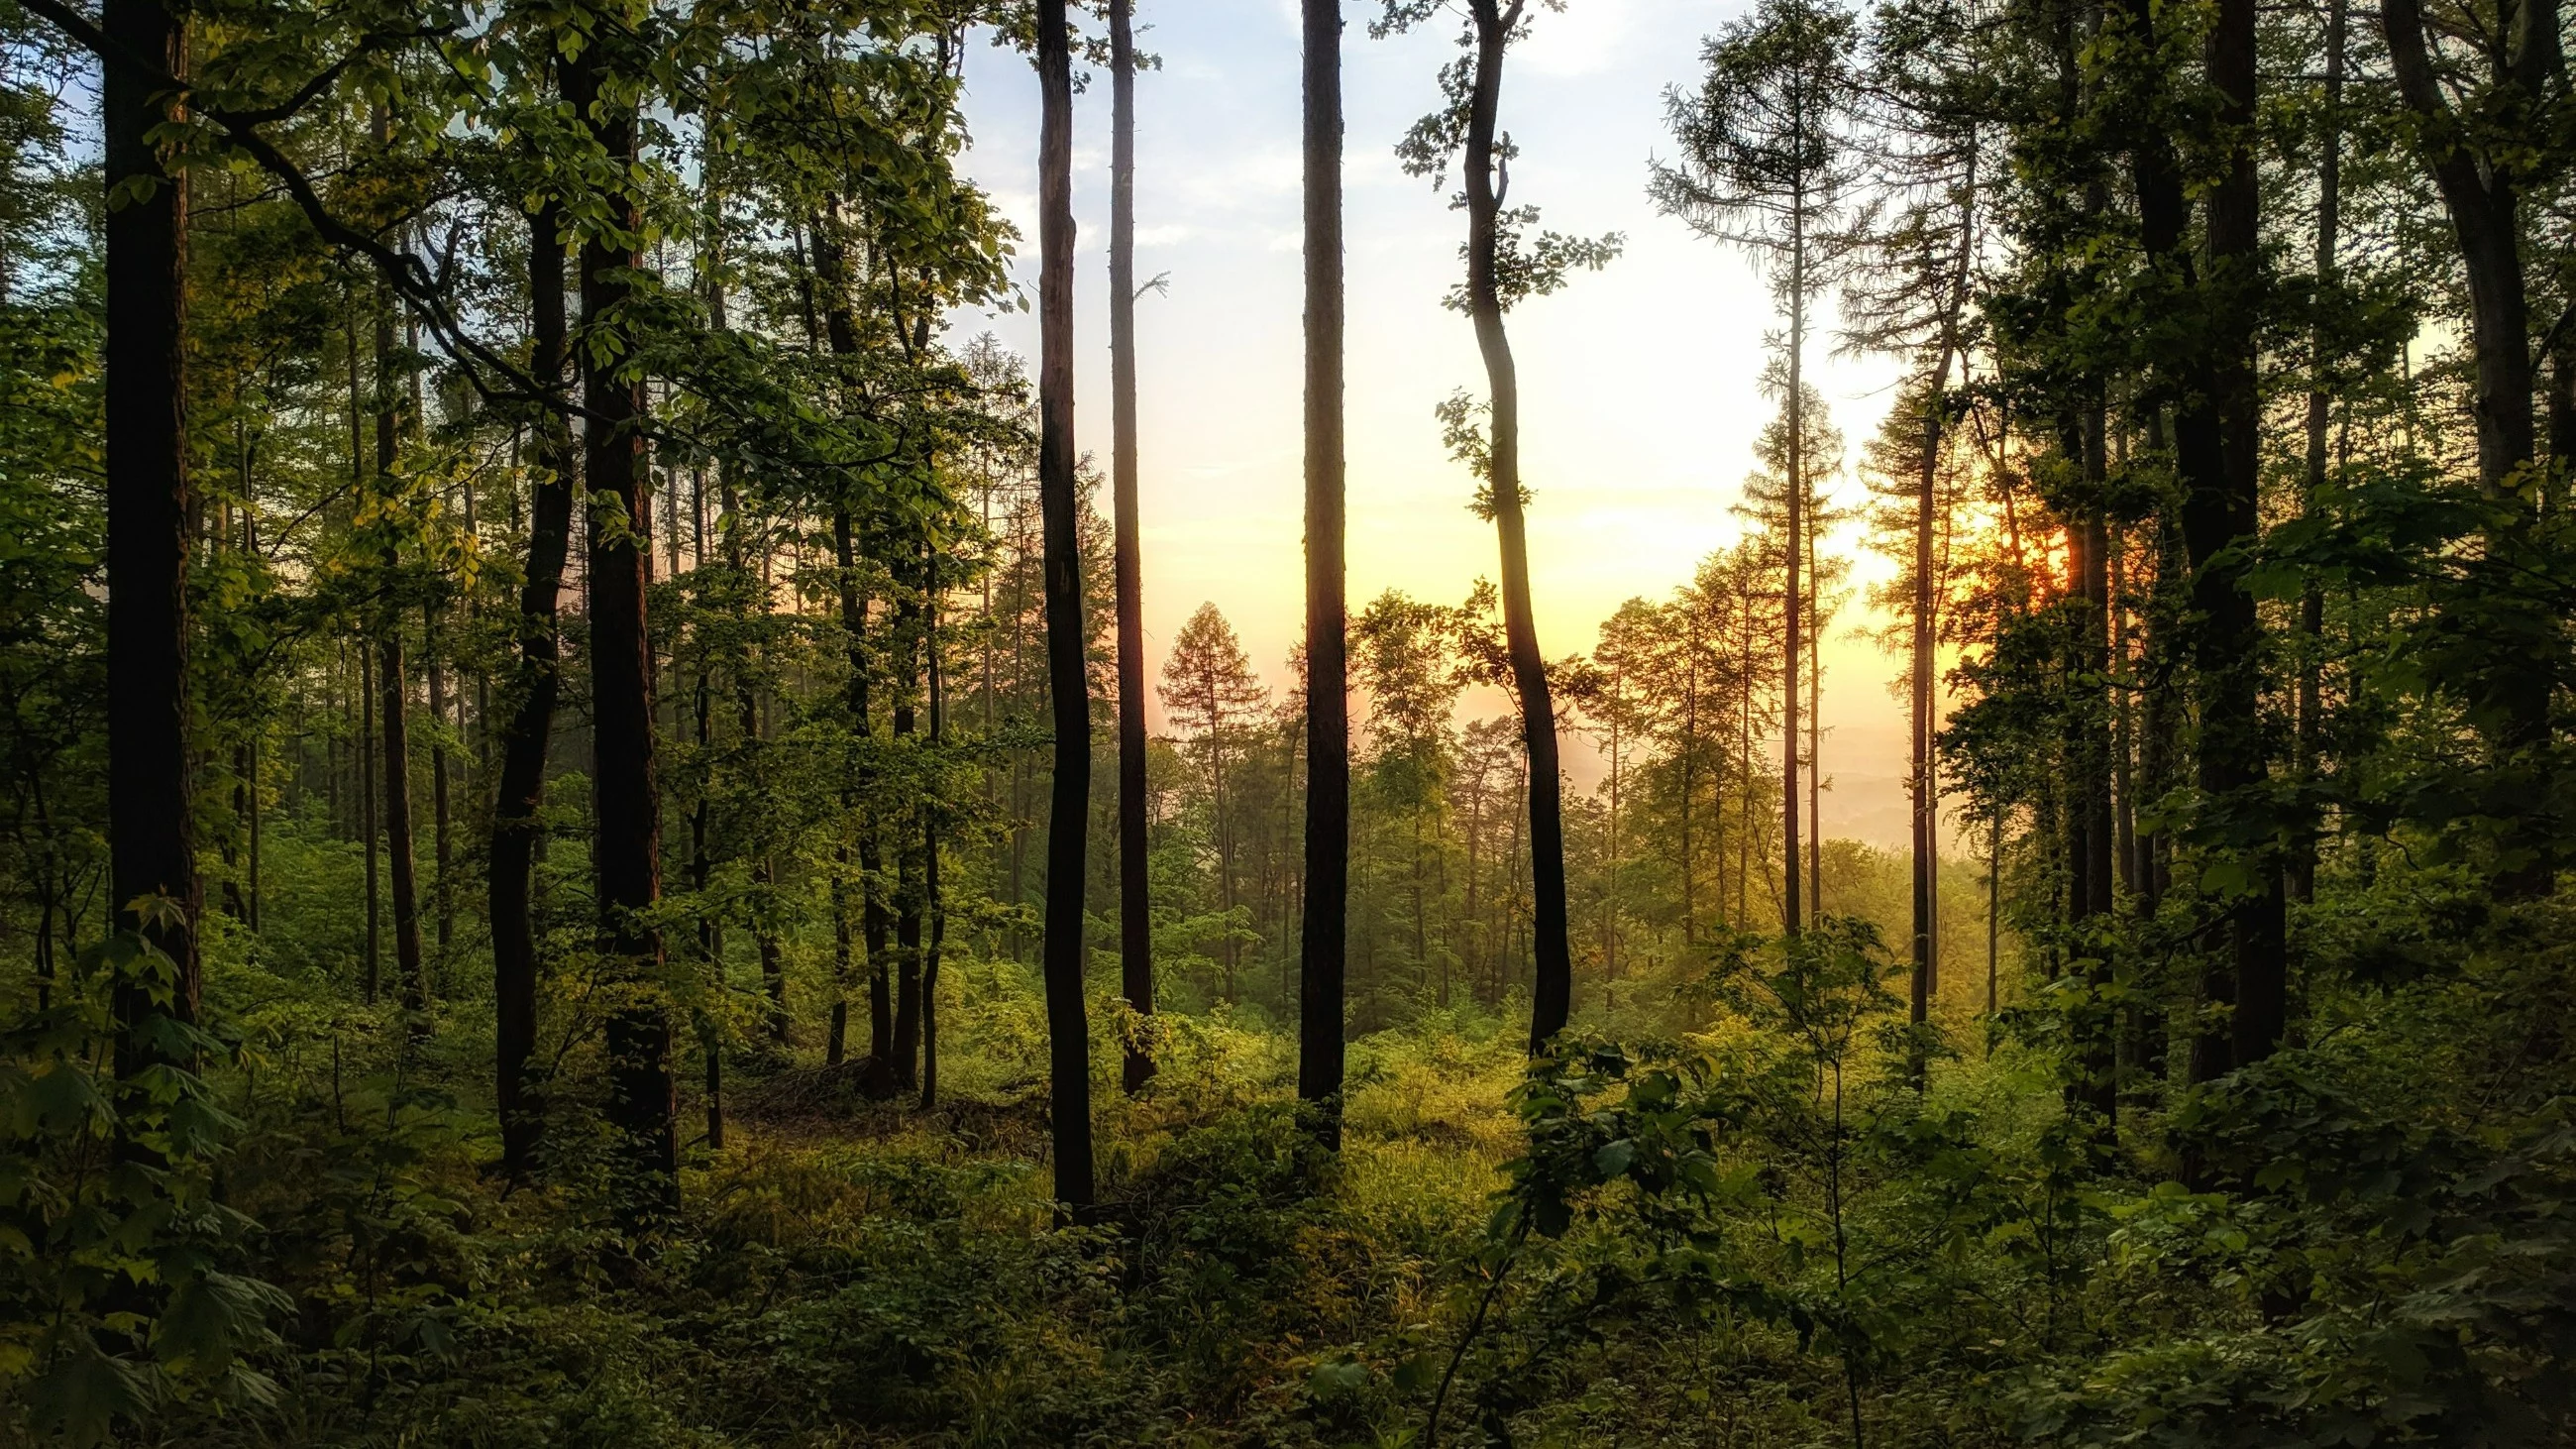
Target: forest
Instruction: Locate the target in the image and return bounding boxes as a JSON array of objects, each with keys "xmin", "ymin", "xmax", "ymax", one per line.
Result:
[{"xmin": 0, "ymin": 0, "xmax": 2571, "ymax": 1441}]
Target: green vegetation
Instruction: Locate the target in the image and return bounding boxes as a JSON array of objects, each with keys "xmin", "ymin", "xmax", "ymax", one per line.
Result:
[{"xmin": 1, "ymin": 0, "xmax": 2573, "ymax": 1442}]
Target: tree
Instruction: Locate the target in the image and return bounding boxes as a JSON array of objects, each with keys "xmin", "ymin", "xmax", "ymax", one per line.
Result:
[
  {"xmin": 1847, "ymin": 0, "xmax": 1991, "ymax": 1066},
  {"xmin": 1033, "ymin": 0, "xmax": 1095, "ymax": 1214},
  {"xmin": 564, "ymin": 3, "xmax": 678, "ymax": 1220},
  {"xmin": 1109, "ymin": 0, "xmax": 1153, "ymax": 1094},
  {"xmin": 1738, "ymin": 373, "xmax": 1851, "ymax": 929},
  {"xmin": 2380, "ymin": 0, "xmax": 2565, "ymax": 898},
  {"xmin": 101, "ymin": 0, "xmax": 196, "ymax": 1093},
  {"xmin": 1652, "ymin": 0, "xmax": 1859, "ymax": 942},
  {"xmin": 1379, "ymin": 0, "xmax": 1619, "ymax": 1051},
  {"xmin": 1160, "ymin": 603, "xmax": 1270, "ymax": 1003},
  {"xmin": 1300, "ymin": 0, "xmax": 1349, "ymax": 1132}
]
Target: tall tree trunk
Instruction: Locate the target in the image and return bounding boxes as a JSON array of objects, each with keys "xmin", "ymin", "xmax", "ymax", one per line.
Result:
[
  {"xmin": 893, "ymin": 566, "xmax": 923, "ymax": 1082},
  {"xmin": 489, "ymin": 198, "xmax": 571, "ymax": 1185},
  {"xmin": 2381, "ymin": 0, "xmax": 2558, "ymax": 897},
  {"xmin": 363, "ymin": 629, "xmax": 379, "ymax": 1002},
  {"xmin": 376, "ymin": 270, "xmax": 427, "ymax": 1025},
  {"xmin": 428, "ymin": 605, "xmax": 453, "ymax": 956},
  {"xmin": 103, "ymin": 0, "xmax": 197, "ymax": 1082},
  {"xmin": 830, "ymin": 506, "xmax": 895, "ymax": 1097},
  {"xmin": 1298, "ymin": 0, "xmax": 1349, "ymax": 1134},
  {"xmin": 2292, "ymin": 0, "xmax": 2345, "ymax": 907},
  {"xmin": 920, "ymin": 567, "xmax": 948, "ymax": 1110},
  {"xmin": 1034, "ymin": 0, "xmax": 1097, "ymax": 1214},
  {"xmin": 2120, "ymin": 0, "xmax": 2278, "ymax": 1083},
  {"xmin": 1908, "ymin": 350, "xmax": 1954, "ymax": 1084},
  {"xmin": 1462, "ymin": 0, "xmax": 1572, "ymax": 1049},
  {"xmin": 2202, "ymin": 0, "xmax": 2286, "ymax": 1072},
  {"xmin": 1784, "ymin": 215, "xmax": 1806, "ymax": 942},
  {"xmin": 566, "ymin": 44, "xmax": 678, "ymax": 1219},
  {"xmin": 1110, "ymin": 0, "xmax": 1155, "ymax": 1096}
]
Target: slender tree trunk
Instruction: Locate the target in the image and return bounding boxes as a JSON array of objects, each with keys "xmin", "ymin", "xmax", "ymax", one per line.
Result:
[
  {"xmin": 1908, "ymin": 348, "xmax": 1954, "ymax": 1084},
  {"xmin": 566, "ymin": 43, "xmax": 678, "ymax": 1218},
  {"xmin": 1784, "ymin": 211, "xmax": 1806, "ymax": 942},
  {"xmin": 363, "ymin": 631, "xmax": 379, "ymax": 1003},
  {"xmin": 830, "ymin": 507, "xmax": 895, "ymax": 1097},
  {"xmin": 1461, "ymin": 0, "xmax": 1572, "ymax": 1050},
  {"xmin": 920, "ymin": 568, "xmax": 947, "ymax": 1110},
  {"xmin": 1298, "ymin": 0, "xmax": 1349, "ymax": 1133},
  {"xmin": 489, "ymin": 198, "xmax": 572, "ymax": 1185},
  {"xmin": 103, "ymin": 0, "xmax": 197, "ymax": 1080},
  {"xmin": 893, "ymin": 568, "xmax": 924, "ymax": 1081},
  {"xmin": 1110, "ymin": 0, "xmax": 1155, "ymax": 1095},
  {"xmin": 376, "ymin": 270, "xmax": 427, "ymax": 1024},
  {"xmin": 428, "ymin": 606, "xmax": 452, "ymax": 957},
  {"xmin": 2292, "ymin": 0, "xmax": 2346, "ymax": 908},
  {"xmin": 1034, "ymin": 0, "xmax": 1097, "ymax": 1213}
]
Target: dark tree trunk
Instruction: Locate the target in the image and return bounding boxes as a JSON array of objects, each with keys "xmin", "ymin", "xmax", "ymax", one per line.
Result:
[
  {"xmin": 2120, "ymin": 0, "xmax": 2279, "ymax": 1083},
  {"xmin": 428, "ymin": 606, "xmax": 453, "ymax": 955},
  {"xmin": 363, "ymin": 632, "xmax": 379, "ymax": 1002},
  {"xmin": 566, "ymin": 45, "xmax": 678, "ymax": 1219},
  {"xmin": 489, "ymin": 199, "xmax": 571, "ymax": 1184},
  {"xmin": 1111, "ymin": 0, "xmax": 1155, "ymax": 1096},
  {"xmin": 376, "ymin": 278, "xmax": 427, "ymax": 1024},
  {"xmin": 1461, "ymin": 0, "xmax": 1572, "ymax": 1050},
  {"xmin": 1297, "ymin": 0, "xmax": 1349, "ymax": 1134},
  {"xmin": 2291, "ymin": 0, "xmax": 2346, "ymax": 907},
  {"xmin": 830, "ymin": 506, "xmax": 896, "ymax": 1097},
  {"xmin": 1035, "ymin": 0, "xmax": 1096, "ymax": 1213},
  {"xmin": 2382, "ymin": 0, "xmax": 2558, "ymax": 897},
  {"xmin": 103, "ymin": 0, "xmax": 197, "ymax": 1081},
  {"xmin": 2201, "ymin": 0, "xmax": 2286, "ymax": 1072},
  {"xmin": 893, "ymin": 569, "xmax": 924, "ymax": 1084}
]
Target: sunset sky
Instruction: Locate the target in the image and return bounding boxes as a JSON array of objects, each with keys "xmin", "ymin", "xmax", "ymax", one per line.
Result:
[{"xmin": 943, "ymin": 0, "xmax": 1923, "ymax": 846}]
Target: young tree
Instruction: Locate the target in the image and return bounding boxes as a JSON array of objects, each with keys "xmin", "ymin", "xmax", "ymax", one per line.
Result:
[
  {"xmin": 1300, "ymin": 0, "xmax": 1349, "ymax": 1130},
  {"xmin": 1160, "ymin": 603, "xmax": 1271, "ymax": 1002},
  {"xmin": 1033, "ymin": 0, "xmax": 1095, "ymax": 1213},
  {"xmin": 1379, "ymin": 0, "xmax": 1618, "ymax": 1050},
  {"xmin": 1652, "ymin": 0, "xmax": 1859, "ymax": 940}
]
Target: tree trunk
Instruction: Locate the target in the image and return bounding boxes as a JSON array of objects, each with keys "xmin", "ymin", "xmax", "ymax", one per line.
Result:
[
  {"xmin": 1462, "ymin": 0, "xmax": 1572, "ymax": 1050},
  {"xmin": 1298, "ymin": 0, "xmax": 1349, "ymax": 1132},
  {"xmin": 1110, "ymin": 0, "xmax": 1155, "ymax": 1096},
  {"xmin": 428, "ymin": 606, "xmax": 453, "ymax": 956},
  {"xmin": 566, "ymin": 44, "xmax": 678, "ymax": 1218},
  {"xmin": 1035, "ymin": 0, "xmax": 1097, "ymax": 1213},
  {"xmin": 2291, "ymin": 0, "xmax": 2345, "ymax": 907},
  {"xmin": 2380, "ymin": 0, "xmax": 2555, "ymax": 897},
  {"xmin": 376, "ymin": 273, "xmax": 427, "ymax": 1025},
  {"xmin": 830, "ymin": 506, "xmax": 896, "ymax": 1097},
  {"xmin": 103, "ymin": 0, "xmax": 197, "ymax": 1082},
  {"xmin": 489, "ymin": 198, "xmax": 571, "ymax": 1185},
  {"xmin": 2201, "ymin": 0, "xmax": 2285, "ymax": 1072}
]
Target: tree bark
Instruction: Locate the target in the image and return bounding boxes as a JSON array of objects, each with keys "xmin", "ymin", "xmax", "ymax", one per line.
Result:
[
  {"xmin": 103, "ymin": 0, "xmax": 197, "ymax": 1082},
  {"xmin": 1461, "ymin": 0, "xmax": 1572, "ymax": 1050},
  {"xmin": 2381, "ymin": 0, "xmax": 2558, "ymax": 897},
  {"xmin": 2292, "ymin": 0, "xmax": 2345, "ymax": 907},
  {"xmin": 1110, "ymin": 0, "xmax": 1155, "ymax": 1096},
  {"xmin": 1035, "ymin": 0, "xmax": 1097, "ymax": 1213},
  {"xmin": 376, "ymin": 270, "xmax": 427, "ymax": 1025},
  {"xmin": 1298, "ymin": 0, "xmax": 1349, "ymax": 1133},
  {"xmin": 489, "ymin": 198, "xmax": 571, "ymax": 1184},
  {"xmin": 566, "ymin": 43, "xmax": 678, "ymax": 1219}
]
